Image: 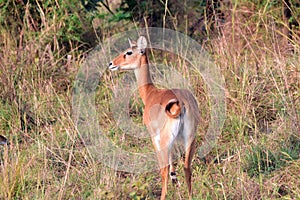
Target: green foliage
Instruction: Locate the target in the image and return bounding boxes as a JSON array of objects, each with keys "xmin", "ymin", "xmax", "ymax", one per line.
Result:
[
  {"xmin": 0, "ymin": 0, "xmax": 100, "ymax": 51},
  {"xmin": 111, "ymin": 0, "xmax": 165, "ymax": 25},
  {"xmin": 280, "ymin": 135, "xmax": 300, "ymax": 161},
  {"xmin": 245, "ymin": 136, "xmax": 300, "ymax": 177},
  {"xmin": 109, "ymin": 9, "xmax": 131, "ymax": 22},
  {"xmin": 245, "ymin": 145, "xmax": 278, "ymax": 177}
]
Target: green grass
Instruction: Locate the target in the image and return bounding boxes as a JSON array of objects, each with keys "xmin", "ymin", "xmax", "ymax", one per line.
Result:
[{"xmin": 1, "ymin": 0, "xmax": 300, "ymax": 199}]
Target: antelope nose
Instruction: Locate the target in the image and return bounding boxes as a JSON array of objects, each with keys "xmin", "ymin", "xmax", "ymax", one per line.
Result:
[{"xmin": 108, "ymin": 62, "xmax": 118, "ymax": 71}]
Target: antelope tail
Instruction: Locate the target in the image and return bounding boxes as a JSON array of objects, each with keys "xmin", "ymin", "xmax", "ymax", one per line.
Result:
[{"xmin": 165, "ymin": 99, "xmax": 181, "ymax": 118}]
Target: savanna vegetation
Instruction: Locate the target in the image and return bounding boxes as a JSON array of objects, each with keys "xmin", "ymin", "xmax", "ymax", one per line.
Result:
[{"xmin": 0, "ymin": 0, "xmax": 299, "ymax": 199}]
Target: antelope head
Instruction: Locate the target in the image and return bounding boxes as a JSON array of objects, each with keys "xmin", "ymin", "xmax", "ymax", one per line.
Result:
[{"xmin": 109, "ymin": 36, "xmax": 147, "ymax": 71}]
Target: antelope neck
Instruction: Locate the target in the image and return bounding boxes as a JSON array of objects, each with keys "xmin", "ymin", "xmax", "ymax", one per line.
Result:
[{"xmin": 134, "ymin": 54, "xmax": 156, "ymax": 104}]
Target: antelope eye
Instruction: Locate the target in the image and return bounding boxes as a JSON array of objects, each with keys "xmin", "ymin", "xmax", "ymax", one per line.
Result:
[{"xmin": 125, "ymin": 51, "xmax": 133, "ymax": 55}]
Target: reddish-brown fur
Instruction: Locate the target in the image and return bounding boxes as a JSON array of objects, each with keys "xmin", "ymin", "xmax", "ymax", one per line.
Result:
[
  {"xmin": 140, "ymin": 83, "xmax": 181, "ymax": 125},
  {"xmin": 109, "ymin": 36, "xmax": 200, "ymax": 200}
]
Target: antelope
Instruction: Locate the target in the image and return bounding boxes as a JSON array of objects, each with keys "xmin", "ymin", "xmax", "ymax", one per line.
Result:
[{"xmin": 108, "ymin": 36, "xmax": 200, "ymax": 200}]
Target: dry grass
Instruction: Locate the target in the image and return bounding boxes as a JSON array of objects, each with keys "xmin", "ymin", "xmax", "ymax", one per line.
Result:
[{"xmin": 0, "ymin": 1, "xmax": 299, "ymax": 199}]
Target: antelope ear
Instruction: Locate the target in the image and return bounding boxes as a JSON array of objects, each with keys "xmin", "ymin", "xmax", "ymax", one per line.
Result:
[
  {"xmin": 128, "ymin": 38, "xmax": 137, "ymax": 48},
  {"xmin": 137, "ymin": 36, "xmax": 147, "ymax": 52}
]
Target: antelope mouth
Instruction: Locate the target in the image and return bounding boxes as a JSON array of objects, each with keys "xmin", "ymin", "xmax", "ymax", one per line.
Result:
[
  {"xmin": 109, "ymin": 65, "xmax": 119, "ymax": 71},
  {"xmin": 108, "ymin": 62, "xmax": 119, "ymax": 71}
]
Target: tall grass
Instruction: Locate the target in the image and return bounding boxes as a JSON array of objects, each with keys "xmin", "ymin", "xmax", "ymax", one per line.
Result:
[{"xmin": 0, "ymin": 0, "xmax": 299, "ymax": 199}]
